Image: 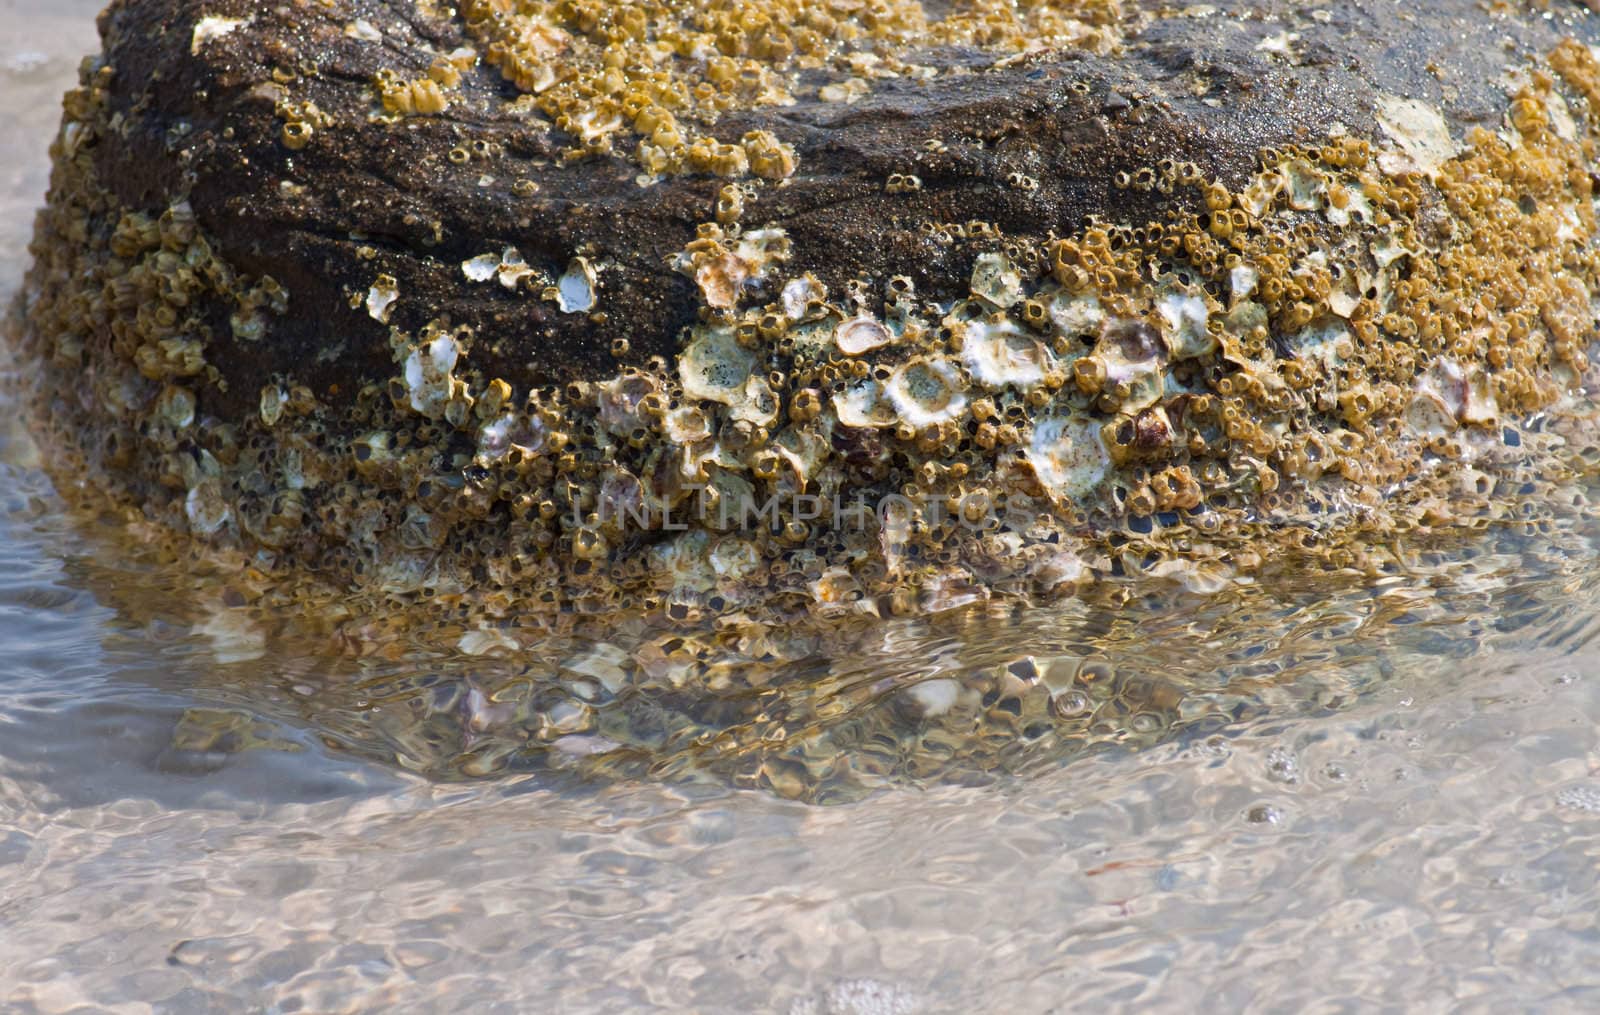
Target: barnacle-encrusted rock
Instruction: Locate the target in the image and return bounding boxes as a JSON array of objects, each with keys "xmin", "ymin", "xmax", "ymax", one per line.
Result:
[{"xmin": 12, "ymin": 0, "xmax": 1600, "ymax": 633}]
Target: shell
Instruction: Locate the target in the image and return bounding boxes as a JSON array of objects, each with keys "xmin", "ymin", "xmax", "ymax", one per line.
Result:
[
  {"xmin": 970, "ymin": 251, "xmax": 1024, "ymax": 308},
  {"xmin": 833, "ymin": 380, "xmax": 898, "ymax": 429},
  {"xmin": 1156, "ymin": 290, "xmax": 1215, "ymax": 360},
  {"xmin": 679, "ymin": 326, "xmax": 757, "ymax": 406},
  {"xmin": 1028, "ymin": 416, "xmax": 1111, "ymax": 503},
  {"xmin": 957, "ymin": 316, "xmax": 1049, "ymax": 388},
  {"xmin": 557, "ymin": 257, "xmax": 597, "ymax": 313},
  {"xmin": 835, "ymin": 316, "xmax": 895, "ymax": 356},
  {"xmin": 885, "ymin": 357, "xmax": 967, "ymax": 427},
  {"xmin": 402, "ymin": 332, "xmax": 462, "ymax": 417},
  {"xmin": 1048, "ymin": 291, "xmax": 1103, "ymax": 338}
]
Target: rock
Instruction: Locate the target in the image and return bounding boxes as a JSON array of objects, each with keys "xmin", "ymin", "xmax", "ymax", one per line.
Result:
[{"xmin": 11, "ymin": 0, "xmax": 1600, "ymax": 621}]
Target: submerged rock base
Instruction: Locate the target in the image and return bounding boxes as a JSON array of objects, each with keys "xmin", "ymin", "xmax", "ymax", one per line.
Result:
[{"xmin": 11, "ymin": 0, "xmax": 1600, "ymax": 638}]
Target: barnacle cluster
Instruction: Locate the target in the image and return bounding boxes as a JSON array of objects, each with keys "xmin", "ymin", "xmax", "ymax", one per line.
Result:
[
  {"xmin": 16, "ymin": 32, "xmax": 1600, "ymax": 637},
  {"xmin": 454, "ymin": 0, "xmax": 1124, "ymax": 175},
  {"xmin": 15, "ymin": 5, "xmax": 1600, "ymax": 796}
]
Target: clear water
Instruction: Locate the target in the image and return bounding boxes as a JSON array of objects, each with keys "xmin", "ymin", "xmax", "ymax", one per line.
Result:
[{"xmin": 5, "ymin": 5, "xmax": 1600, "ymax": 1011}]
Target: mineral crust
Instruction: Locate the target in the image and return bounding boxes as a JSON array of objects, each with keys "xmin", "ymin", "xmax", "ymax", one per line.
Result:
[{"xmin": 11, "ymin": 0, "xmax": 1600, "ymax": 625}]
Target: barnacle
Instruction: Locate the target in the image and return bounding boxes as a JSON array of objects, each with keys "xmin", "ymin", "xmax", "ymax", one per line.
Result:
[{"xmin": 14, "ymin": 0, "xmax": 1600, "ymax": 677}]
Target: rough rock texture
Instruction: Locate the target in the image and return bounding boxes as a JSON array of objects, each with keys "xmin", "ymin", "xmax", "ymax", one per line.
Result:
[
  {"xmin": 12, "ymin": 0, "xmax": 1600, "ymax": 629},
  {"xmin": 75, "ymin": 0, "xmax": 1596, "ymax": 411}
]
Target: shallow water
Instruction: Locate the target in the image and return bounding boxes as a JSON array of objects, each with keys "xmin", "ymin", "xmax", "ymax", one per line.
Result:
[{"xmin": 5, "ymin": 5, "xmax": 1600, "ymax": 1012}]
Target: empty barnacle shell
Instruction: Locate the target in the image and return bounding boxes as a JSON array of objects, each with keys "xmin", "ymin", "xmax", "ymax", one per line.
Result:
[
  {"xmin": 461, "ymin": 251, "xmax": 500, "ymax": 282},
  {"xmin": 462, "ymin": 246, "xmax": 538, "ymax": 289},
  {"xmin": 401, "ymin": 330, "xmax": 463, "ymax": 417},
  {"xmin": 693, "ymin": 253, "xmax": 748, "ymax": 310},
  {"xmin": 832, "ymin": 380, "xmax": 898, "ymax": 429},
  {"xmin": 365, "ymin": 274, "xmax": 398, "ymax": 323},
  {"xmin": 679, "ymin": 325, "xmax": 758, "ymax": 405},
  {"xmin": 258, "ymin": 384, "xmax": 287, "ymax": 427},
  {"xmin": 835, "ymin": 315, "xmax": 895, "ymax": 356},
  {"xmin": 477, "ymin": 411, "xmax": 548, "ymax": 460},
  {"xmin": 885, "ymin": 356, "xmax": 967, "ymax": 427},
  {"xmin": 1157, "ymin": 289, "xmax": 1215, "ymax": 359},
  {"xmin": 153, "ymin": 385, "xmax": 196, "ymax": 429},
  {"xmin": 956, "ymin": 316, "xmax": 1050, "ymax": 389},
  {"xmin": 596, "ymin": 372, "xmax": 658, "ymax": 433},
  {"xmin": 557, "ymin": 256, "xmax": 597, "ymax": 313},
  {"xmin": 664, "ymin": 405, "xmax": 712, "ymax": 444},
  {"xmin": 781, "ymin": 274, "xmax": 826, "ymax": 321},
  {"xmin": 970, "ymin": 251, "xmax": 1025, "ymax": 308},
  {"xmin": 1048, "ymin": 290, "xmax": 1103, "ymax": 338},
  {"xmin": 1405, "ymin": 388, "xmax": 1458, "ymax": 438},
  {"xmin": 1028, "ymin": 416, "xmax": 1112, "ymax": 503}
]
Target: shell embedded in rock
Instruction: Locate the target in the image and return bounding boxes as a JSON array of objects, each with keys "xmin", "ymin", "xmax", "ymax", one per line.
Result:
[
  {"xmin": 970, "ymin": 251, "xmax": 1025, "ymax": 308},
  {"xmin": 833, "ymin": 380, "xmax": 898, "ymax": 429},
  {"xmin": 835, "ymin": 316, "xmax": 895, "ymax": 356},
  {"xmin": 957, "ymin": 316, "xmax": 1050, "ymax": 388},
  {"xmin": 402, "ymin": 332, "xmax": 462, "ymax": 417},
  {"xmin": 885, "ymin": 356, "xmax": 967, "ymax": 427},
  {"xmin": 1094, "ymin": 317, "xmax": 1167, "ymax": 410},
  {"xmin": 1156, "ymin": 290, "xmax": 1215, "ymax": 360},
  {"xmin": 679, "ymin": 326, "xmax": 757, "ymax": 406},
  {"xmin": 730, "ymin": 374, "xmax": 780, "ymax": 426},
  {"xmin": 1028, "ymin": 416, "xmax": 1111, "ymax": 503},
  {"xmin": 556, "ymin": 257, "xmax": 597, "ymax": 313},
  {"xmin": 1048, "ymin": 291, "xmax": 1104, "ymax": 338}
]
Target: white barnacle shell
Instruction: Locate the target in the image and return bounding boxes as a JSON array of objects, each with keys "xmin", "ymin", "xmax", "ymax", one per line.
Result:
[
  {"xmin": 462, "ymin": 252, "xmax": 500, "ymax": 282},
  {"xmin": 1048, "ymin": 290, "xmax": 1103, "ymax": 338},
  {"xmin": 365, "ymin": 276, "xmax": 398, "ymax": 323},
  {"xmin": 957, "ymin": 316, "xmax": 1049, "ymax": 389},
  {"xmin": 1293, "ymin": 319, "xmax": 1354, "ymax": 371},
  {"xmin": 496, "ymin": 247, "xmax": 536, "ymax": 289},
  {"xmin": 557, "ymin": 257, "xmax": 597, "ymax": 313},
  {"xmin": 679, "ymin": 326, "xmax": 756, "ymax": 406},
  {"xmin": 886, "ymin": 356, "xmax": 967, "ymax": 426},
  {"xmin": 403, "ymin": 332, "xmax": 461, "ymax": 416},
  {"xmin": 781, "ymin": 274, "xmax": 825, "ymax": 321},
  {"xmin": 833, "ymin": 380, "xmax": 898, "ymax": 428},
  {"xmin": 970, "ymin": 251, "xmax": 1024, "ymax": 308},
  {"xmin": 185, "ymin": 476, "xmax": 231, "ymax": 536},
  {"xmin": 1028, "ymin": 416, "xmax": 1111, "ymax": 503},
  {"xmin": 192, "ymin": 16, "xmax": 248, "ymax": 55},
  {"xmin": 259, "ymin": 385, "xmax": 287, "ymax": 427},
  {"xmin": 835, "ymin": 315, "xmax": 895, "ymax": 356},
  {"xmin": 155, "ymin": 385, "xmax": 196, "ymax": 429},
  {"xmin": 664, "ymin": 405, "xmax": 711, "ymax": 444},
  {"xmin": 1157, "ymin": 290, "xmax": 1215, "ymax": 360},
  {"xmin": 1229, "ymin": 266, "xmax": 1259, "ymax": 301}
]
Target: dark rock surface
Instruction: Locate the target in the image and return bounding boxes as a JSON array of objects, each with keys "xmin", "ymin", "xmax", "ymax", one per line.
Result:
[{"xmin": 84, "ymin": 0, "xmax": 1600, "ymax": 418}]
